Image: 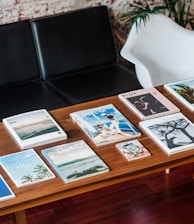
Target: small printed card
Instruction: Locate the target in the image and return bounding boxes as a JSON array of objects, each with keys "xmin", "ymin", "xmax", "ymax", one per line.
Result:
[
  {"xmin": 116, "ymin": 139, "xmax": 151, "ymax": 161},
  {"xmin": 0, "ymin": 175, "xmax": 15, "ymax": 201}
]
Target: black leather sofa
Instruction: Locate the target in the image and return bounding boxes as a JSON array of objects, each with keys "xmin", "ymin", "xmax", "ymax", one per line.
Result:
[{"xmin": 0, "ymin": 6, "xmax": 141, "ymax": 120}]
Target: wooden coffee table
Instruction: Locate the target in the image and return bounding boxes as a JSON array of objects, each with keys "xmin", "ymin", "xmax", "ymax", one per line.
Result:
[{"xmin": 0, "ymin": 86, "xmax": 193, "ymax": 224}]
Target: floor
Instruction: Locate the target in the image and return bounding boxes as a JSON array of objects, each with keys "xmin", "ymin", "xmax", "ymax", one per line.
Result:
[{"xmin": 1, "ymin": 163, "xmax": 194, "ymax": 224}]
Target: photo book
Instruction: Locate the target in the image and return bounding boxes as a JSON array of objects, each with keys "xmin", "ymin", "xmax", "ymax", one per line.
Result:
[
  {"xmin": 118, "ymin": 87, "xmax": 180, "ymax": 120},
  {"xmin": 139, "ymin": 112, "xmax": 194, "ymax": 155},
  {"xmin": 41, "ymin": 140, "xmax": 109, "ymax": 183},
  {"xmin": 164, "ymin": 78, "xmax": 194, "ymax": 111},
  {"xmin": 0, "ymin": 149, "xmax": 55, "ymax": 188},
  {"xmin": 115, "ymin": 139, "xmax": 151, "ymax": 161},
  {"xmin": 70, "ymin": 104, "xmax": 141, "ymax": 146},
  {"xmin": 2, "ymin": 109, "xmax": 67, "ymax": 150},
  {"xmin": 0, "ymin": 175, "xmax": 15, "ymax": 201}
]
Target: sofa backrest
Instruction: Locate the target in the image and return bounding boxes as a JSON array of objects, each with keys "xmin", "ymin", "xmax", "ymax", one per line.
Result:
[
  {"xmin": 31, "ymin": 6, "xmax": 118, "ymax": 79},
  {"xmin": 0, "ymin": 20, "xmax": 40, "ymax": 87}
]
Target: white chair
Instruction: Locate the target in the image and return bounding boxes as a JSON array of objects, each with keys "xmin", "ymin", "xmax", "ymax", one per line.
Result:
[{"xmin": 121, "ymin": 14, "xmax": 194, "ymax": 88}]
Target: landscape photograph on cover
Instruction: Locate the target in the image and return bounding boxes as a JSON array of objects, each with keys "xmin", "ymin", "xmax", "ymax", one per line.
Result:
[
  {"xmin": 0, "ymin": 149, "xmax": 55, "ymax": 187},
  {"xmin": 147, "ymin": 117, "xmax": 194, "ymax": 150},
  {"xmin": 126, "ymin": 93, "xmax": 169, "ymax": 116},
  {"xmin": 7, "ymin": 110, "xmax": 60, "ymax": 140},
  {"xmin": 42, "ymin": 140, "xmax": 109, "ymax": 182},
  {"xmin": 169, "ymin": 79, "xmax": 194, "ymax": 104},
  {"xmin": 75, "ymin": 105, "xmax": 140, "ymax": 145}
]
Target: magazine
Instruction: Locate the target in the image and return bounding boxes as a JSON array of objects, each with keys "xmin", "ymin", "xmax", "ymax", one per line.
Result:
[
  {"xmin": 139, "ymin": 112, "xmax": 194, "ymax": 155},
  {"xmin": 70, "ymin": 104, "xmax": 141, "ymax": 146},
  {"xmin": 116, "ymin": 139, "xmax": 151, "ymax": 161},
  {"xmin": 2, "ymin": 109, "xmax": 67, "ymax": 150},
  {"xmin": 0, "ymin": 149, "xmax": 55, "ymax": 188},
  {"xmin": 41, "ymin": 140, "xmax": 109, "ymax": 183},
  {"xmin": 118, "ymin": 87, "xmax": 180, "ymax": 120},
  {"xmin": 164, "ymin": 78, "xmax": 194, "ymax": 111},
  {"xmin": 0, "ymin": 175, "xmax": 15, "ymax": 201}
]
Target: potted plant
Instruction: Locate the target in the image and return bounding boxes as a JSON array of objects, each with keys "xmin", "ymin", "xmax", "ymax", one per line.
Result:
[{"xmin": 114, "ymin": 0, "xmax": 194, "ymax": 44}]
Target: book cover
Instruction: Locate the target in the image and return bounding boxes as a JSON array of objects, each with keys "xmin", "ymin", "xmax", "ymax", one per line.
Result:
[
  {"xmin": 70, "ymin": 104, "xmax": 141, "ymax": 146},
  {"xmin": 2, "ymin": 109, "xmax": 67, "ymax": 150},
  {"xmin": 0, "ymin": 175, "xmax": 15, "ymax": 201},
  {"xmin": 41, "ymin": 140, "xmax": 109, "ymax": 183},
  {"xmin": 139, "ymin": 112, "xmax": 194, "ymax": 155},
  {"xmin": 118, "ymin": 87, "xmax": 180, "ymax": 120},
  {"xmin": 164, "ymin": 78, "xmax": 194, "ymax": 111},
  {"xmin": 116, "ymin": 139, "xmax": 151, "ymax": 161},
  {"xmin": 0, "ymin": 149, "xmax": 55, "ymax": 188}
]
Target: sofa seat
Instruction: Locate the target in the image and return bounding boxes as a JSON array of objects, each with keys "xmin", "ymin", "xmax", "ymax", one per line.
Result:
[
  {"xmin": 47, "ymin": 64, "xmax": 141, "ymax": 104},
  {"xmin": 0, "ymin": 81, "xmax": 70, "ymax": 119}
]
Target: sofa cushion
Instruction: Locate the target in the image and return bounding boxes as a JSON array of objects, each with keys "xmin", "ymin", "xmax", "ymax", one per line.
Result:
[
  {"xmin": 0, "ymin": 81, "xmax": 70, "ymax": 119},
  {"xmin": 46, "ymin": 64, "xmax": 142, "ymax": 104},
  {"xmin": 31, "ymin": 6, "xmax": 118, "ymax": 79},
  {"xmin": 0, "ymin": 20, "xmax": 40, "ymax": 87}
]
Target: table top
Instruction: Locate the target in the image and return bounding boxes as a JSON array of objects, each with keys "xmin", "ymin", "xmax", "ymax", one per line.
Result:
[{"xmin": 0, "ymin": 86, "xmax": 193, "ymax": 216}]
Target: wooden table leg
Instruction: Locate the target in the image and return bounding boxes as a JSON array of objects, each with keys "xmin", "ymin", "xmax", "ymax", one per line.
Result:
[
  {"xmin": 165, "ymin": 168, "xmax": 170, "ymax": 174},
  {"xmin": 10, "ymin": 210, "xmax": 27, "ymax": 224}
]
